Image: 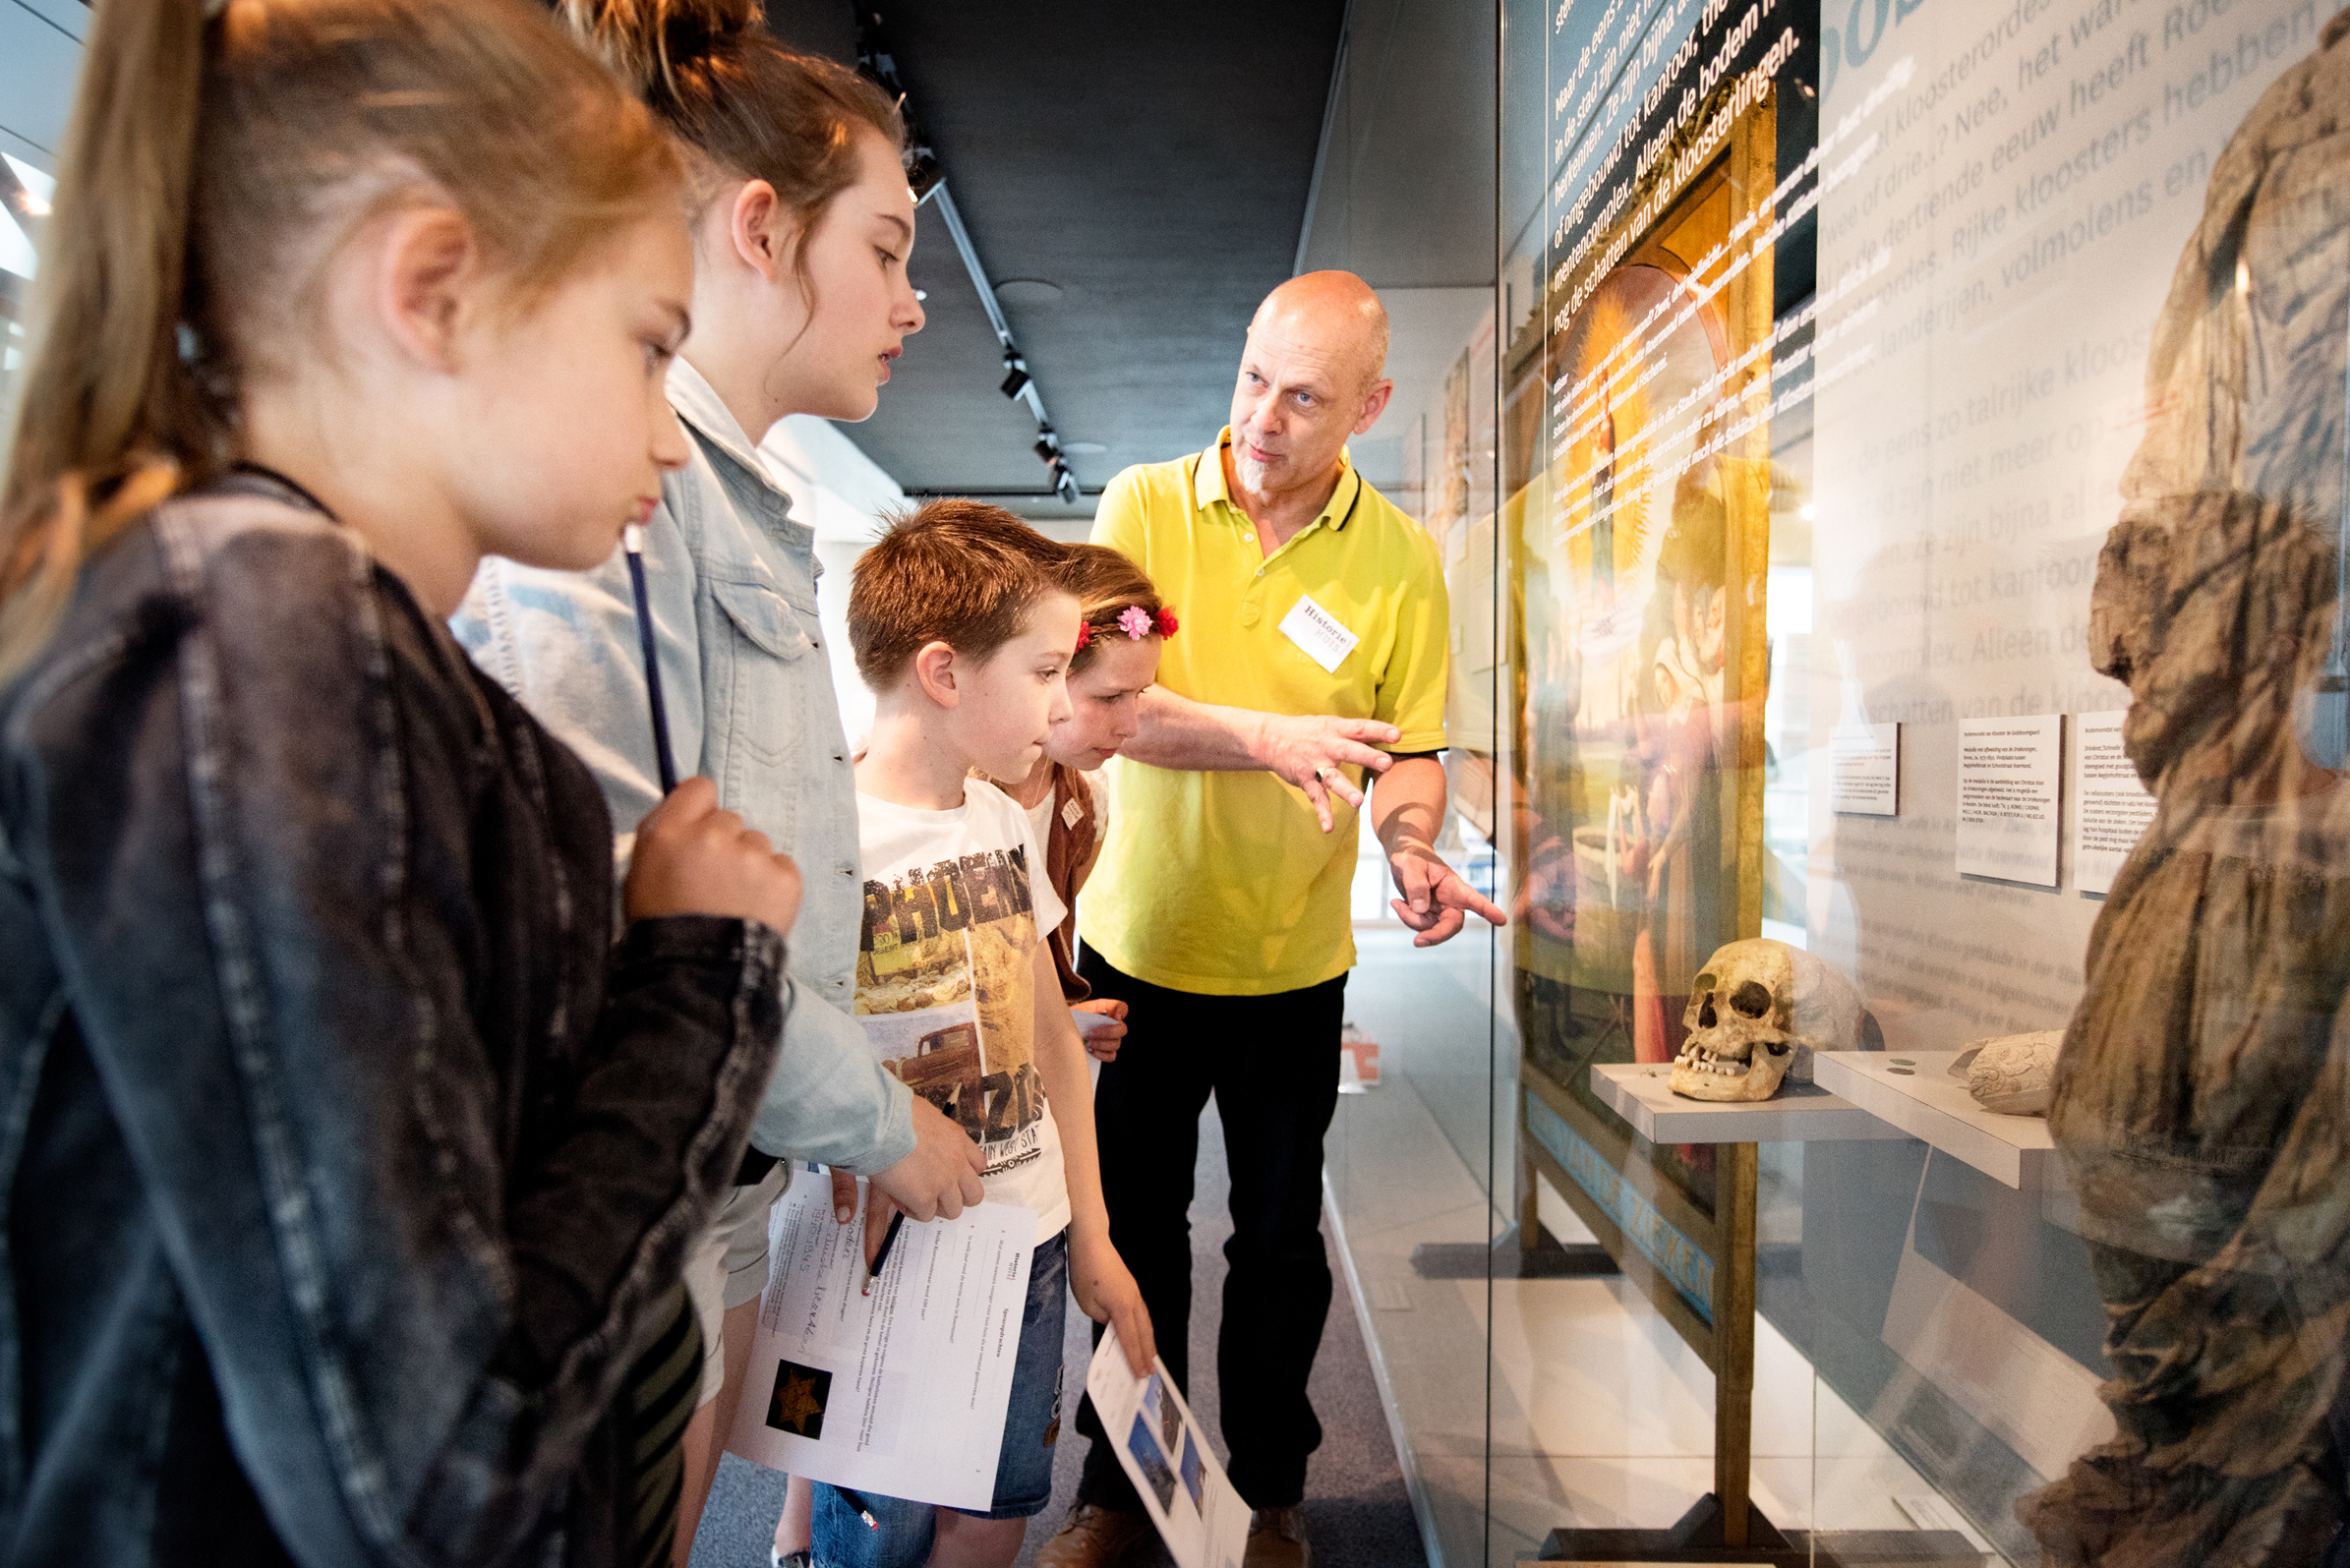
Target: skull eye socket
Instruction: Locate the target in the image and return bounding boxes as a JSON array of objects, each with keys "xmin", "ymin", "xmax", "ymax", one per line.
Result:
[{"xmin": 1730, "ymin": 980, "xmax": 1773, "ymax": 1018}]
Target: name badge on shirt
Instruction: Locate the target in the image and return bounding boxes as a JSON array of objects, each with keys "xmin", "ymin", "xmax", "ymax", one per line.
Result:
[
  {"xmin": 1278, "ymin": 593, "xmax": 1361, "ymax": 673},
  {"xmin": 1061, "ymin": 795, "xmax": 1085, "ymax": 830}
]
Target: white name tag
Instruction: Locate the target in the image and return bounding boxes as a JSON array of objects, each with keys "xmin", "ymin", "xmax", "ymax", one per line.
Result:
[
  {"xmin": 1061, "ymin": 795, "xmax": 1085, "ymax": 830},
  {"xmin": 1277, "ymin": 593, "xmax": 1360, "ymax": 673}
]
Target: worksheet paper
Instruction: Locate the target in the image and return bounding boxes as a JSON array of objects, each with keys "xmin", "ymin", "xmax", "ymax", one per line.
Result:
[
  {"xmin": 1086, "ymin": 1325, "xmax": 1247, "ymax": 1568},
  {"xmin": 724, "ymin": 1174, "xmax": 1036, "ymax": 1510}
]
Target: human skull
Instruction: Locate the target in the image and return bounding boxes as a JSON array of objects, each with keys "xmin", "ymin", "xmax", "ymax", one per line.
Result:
[
  {"xmin": 1962, "ymin": 1030, "xmax": 2062, "ymax": 1116},
  {"xmin": 1671, "ymin": 939, "xmax": 1866, "ymax": 1102}
]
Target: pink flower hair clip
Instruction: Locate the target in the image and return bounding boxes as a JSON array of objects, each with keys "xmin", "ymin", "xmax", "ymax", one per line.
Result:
[{"xmin": 1075, "ymin": 606, "xmax": 1177, "ymax": 657}]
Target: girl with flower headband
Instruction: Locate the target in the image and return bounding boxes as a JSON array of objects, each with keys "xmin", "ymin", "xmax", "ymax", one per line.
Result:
[
  {"xmin": 1023, "ymin": 545, "xmax": 1177, "ymax": 1023},
  {"xmin": 1076, "ymin": 601, "xmax": 1181, "ymax": 656}
]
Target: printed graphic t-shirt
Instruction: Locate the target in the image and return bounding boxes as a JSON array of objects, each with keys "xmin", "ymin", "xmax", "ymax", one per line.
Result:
[{"xmin": 855, "ymin": 778, "xmax": 1071, "ymax": 1237}]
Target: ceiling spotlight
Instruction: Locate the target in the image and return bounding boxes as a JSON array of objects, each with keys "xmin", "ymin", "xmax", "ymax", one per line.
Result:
[
  {"xmin": 1000, "ymin": 358, "xmax": 1030, "ymax": 400},
  {"xmin": 1033, "ymin": 436, "xmax": 1061, "ymax": 464},
  {"xmin": 996, "ymin": 278, "xmax": 1065, "ymax": 305},
  {"xmin": 1052, "ymin": 462, "xmax": 1080, "ymax": 504}
]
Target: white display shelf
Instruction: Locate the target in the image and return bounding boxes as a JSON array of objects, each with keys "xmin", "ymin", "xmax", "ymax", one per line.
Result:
[
  {"xmin": 1589, "ymin": 1062, "xmax": 1905, "ymax": 1145},
  {"xmin": 1810, "ymin": 1051, "xmax": 2059, "ymax": 1189}
]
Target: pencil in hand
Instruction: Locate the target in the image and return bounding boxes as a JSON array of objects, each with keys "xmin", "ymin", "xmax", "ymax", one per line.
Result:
[
  {"xmin": 836, "ymin": 1487, "xmax": 880, "ymax": 1530},
  {"xmin": 621, "ymin": 521, "xmax": 678, "ymax": 794},
  {"xmin": 862, "ymin": 1209, "xmax": 907, "ymax": 1298}
]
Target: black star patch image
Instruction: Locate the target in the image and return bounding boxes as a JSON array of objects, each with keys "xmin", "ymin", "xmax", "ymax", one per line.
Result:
[{"xmin": 765, "ymin": 1359, "xmax": 832, "ymax": 1440}]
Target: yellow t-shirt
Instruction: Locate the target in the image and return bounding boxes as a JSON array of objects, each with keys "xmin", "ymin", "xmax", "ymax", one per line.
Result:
[{"xmin": 1079, "ymin": 431, "xmax": 1450, "ymax": 996}]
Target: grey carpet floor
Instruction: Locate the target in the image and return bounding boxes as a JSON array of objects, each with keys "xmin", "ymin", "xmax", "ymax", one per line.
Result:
[{"xmin": 688, "ymin": 1097, "xmax": 1428, "ymax": 1567}]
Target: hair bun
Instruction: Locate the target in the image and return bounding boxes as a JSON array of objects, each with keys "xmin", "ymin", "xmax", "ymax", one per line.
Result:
[
  {"xmin": 558, "ymin": 0, "xmax": 759, "ymax": 103},
  {"xmin": 652, "ymin": 0, "xmax": 757, "ymax": 53}
]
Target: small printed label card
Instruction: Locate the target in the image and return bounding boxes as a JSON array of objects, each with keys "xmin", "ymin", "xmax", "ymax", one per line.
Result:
[
  {"xmin": 1831, "ymin": 723, "xmax": 1900, "ymax": 817},
  {"xmin": 1956, "ymin": 716, "xmax": 2062, "ymax": 888}
]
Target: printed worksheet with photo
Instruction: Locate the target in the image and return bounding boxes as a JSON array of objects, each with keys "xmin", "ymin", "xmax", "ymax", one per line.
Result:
[
  {"xmin": 1086, "ymin": 1324, "xmax": 1247, "ymax": 1568},
  {"xmin": 725, "ymin": 1172, "xmax": 1036, "ymax": 1510}
]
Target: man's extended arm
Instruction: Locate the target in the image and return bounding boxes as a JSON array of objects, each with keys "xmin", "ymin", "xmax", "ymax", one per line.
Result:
[
  {"xmin": 1370, "ymin": 756, "xmax": 1509, "ymax": 947},
  {"xmin": 1121, "ymin": 685, "xmax": 1401, "ymax": 832},
  {"xmin": 1095, "ymin": 465, "xmax": 1401, "ymax": 834}
]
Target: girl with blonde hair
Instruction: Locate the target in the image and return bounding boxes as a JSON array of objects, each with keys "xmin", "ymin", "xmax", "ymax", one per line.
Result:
[{"xmin": 0, "ymin": 1, "xmax": 803, "ymax": 1562}]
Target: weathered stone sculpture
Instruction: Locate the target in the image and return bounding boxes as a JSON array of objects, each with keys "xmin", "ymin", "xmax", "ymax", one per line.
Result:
[
  {"xmin": 1670, "ymin": 937, "xmax": 1864, "ymax": 1101},
  {"xmin": 1961, "ymin": 1031, "xmax": 2061, "ymax": 1117},
  {"xmin": 2022, "ymin": 18, "xmax": 2350, "ymax": 1565}
]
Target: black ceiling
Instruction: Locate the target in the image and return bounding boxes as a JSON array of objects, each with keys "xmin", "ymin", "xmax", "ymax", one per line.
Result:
[{"xmin": 761, "ymin": 1, "xmax": 1348, "ymax": 518}]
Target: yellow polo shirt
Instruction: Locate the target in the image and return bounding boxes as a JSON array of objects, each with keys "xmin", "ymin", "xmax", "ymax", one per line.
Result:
[{"xmin": 1080, "ymin": 430, "xmax": 1450, "ymax": 996}]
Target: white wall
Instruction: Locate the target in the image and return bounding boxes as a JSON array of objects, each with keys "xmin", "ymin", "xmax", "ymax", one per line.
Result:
[
  {"xmin": 758, "ymin": 414, "xmax": 911, "ymax": 752},
  {"xmin": 761, "ymin": 413, "xmax": 1099, "ymax": 749}
]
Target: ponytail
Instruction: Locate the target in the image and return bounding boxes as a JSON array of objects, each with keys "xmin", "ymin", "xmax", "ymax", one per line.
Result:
[
  {"xmin": 0, "ymin": 0, "xmax": 677, "ymax": 684},
  {"xmin": 0, "ymin": 0, "xmax": 212, "ymax": 680}
]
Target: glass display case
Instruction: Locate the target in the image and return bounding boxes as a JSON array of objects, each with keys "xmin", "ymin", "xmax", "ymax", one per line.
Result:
[{"xmin": 1322, "ymin": 0, "xmax": 2350, "ymax": 1563}]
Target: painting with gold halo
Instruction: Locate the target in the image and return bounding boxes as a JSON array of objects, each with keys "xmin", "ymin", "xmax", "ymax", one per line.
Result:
[{"xmin": 1512, "ymin": 99, "xmax": 1781, "ymax": 1276}]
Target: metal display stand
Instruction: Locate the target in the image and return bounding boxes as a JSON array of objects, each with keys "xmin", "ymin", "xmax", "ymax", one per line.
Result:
[
  {"xmin": 1519, "ymin": 1066, "xmax": 1778, "ymax": 1559},
  {"xmin": 1523, "ymin": 1066, "xmax": 1983, "ymax": 1565}
]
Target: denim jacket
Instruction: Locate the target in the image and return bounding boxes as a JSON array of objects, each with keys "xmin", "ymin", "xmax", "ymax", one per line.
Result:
[
  {"xmin": 0, "ymin": 483, "xmax": 784, "ymax": 1566},
  {"xmin": 455, "ymin": 361, "xmax": 913, "ymax": 1173}
]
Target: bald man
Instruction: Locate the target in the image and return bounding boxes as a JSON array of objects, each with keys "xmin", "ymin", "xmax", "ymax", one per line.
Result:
[{"xmin": 1042, "ymin": 273, "xmax": 1504, "ymax": 1568}]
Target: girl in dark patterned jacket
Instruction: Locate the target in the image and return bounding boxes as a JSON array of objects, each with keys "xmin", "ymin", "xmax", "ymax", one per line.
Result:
[{"xmin": 0, "ymin": 1, "xmax": 803, "ymax": 1563}]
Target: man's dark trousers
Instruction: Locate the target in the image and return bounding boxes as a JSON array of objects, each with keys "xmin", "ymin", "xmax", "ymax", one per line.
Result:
[{"xmin": 1072, "ymin": 951, "xmax": 1347, "ymax": 1512}]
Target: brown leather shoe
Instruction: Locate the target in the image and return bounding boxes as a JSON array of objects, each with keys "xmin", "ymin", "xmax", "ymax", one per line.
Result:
[
  {"xmin": 1243, "ymin": 1505, "xmax": 1313, "ymax": 1568},
  {"xmin": 1034, "ymin": 1503, "xmax": 1149, "ymax": 1568}
]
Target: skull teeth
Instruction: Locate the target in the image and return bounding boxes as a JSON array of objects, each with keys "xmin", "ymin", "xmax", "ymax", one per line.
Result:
[{"xmin": 1674, "ymin": 1045, "xmax": 1750, "ymax": 1076}]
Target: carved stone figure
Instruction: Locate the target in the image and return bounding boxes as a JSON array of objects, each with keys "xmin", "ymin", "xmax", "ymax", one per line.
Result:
[
  {"xmin": 1960, "ymin": 1031, "xmax": 2061, "ymax": 1116},
  {"xmin": 2021, "ymin": 18, "xmax": 2350, "ymax": 1566},
  {"xmin": 1670, "ymin": 937, "xmax": 1864, "ymax": 1101}
]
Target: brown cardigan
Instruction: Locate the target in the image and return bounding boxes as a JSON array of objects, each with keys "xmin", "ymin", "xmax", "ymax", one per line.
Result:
[{"xmin": 1038, "ymin": 762, "xmax": 1101, "ymax": 1001}]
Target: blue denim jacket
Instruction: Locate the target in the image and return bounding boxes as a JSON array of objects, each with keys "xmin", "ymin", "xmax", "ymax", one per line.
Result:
[
  {"xmin": 455, "ymin": 362, "xmax": 913, "ymax": 1173},
  {"xmin": 0, "ymin": 483, "xmax": 784, "ymax": 1565}
]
